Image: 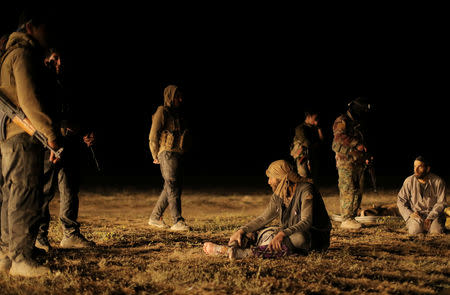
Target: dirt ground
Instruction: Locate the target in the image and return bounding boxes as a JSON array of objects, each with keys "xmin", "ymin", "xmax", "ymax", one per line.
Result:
[{"xmin": 0, "ymin": 186, "xmax": 449, "ymax": 295}]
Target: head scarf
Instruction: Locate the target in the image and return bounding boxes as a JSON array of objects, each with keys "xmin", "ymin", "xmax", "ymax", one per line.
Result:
[{"xmin": 266, "ymin": 160, "xmax": 307, "ymax": 205}]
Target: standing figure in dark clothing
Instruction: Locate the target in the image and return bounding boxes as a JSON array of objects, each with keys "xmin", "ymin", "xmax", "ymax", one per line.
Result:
[
  {"xmin": 0, "ymin": 7, "xmax": 61, "ymax": 277},
  {"xmin": 290, "ymin": 109, "xmax": 324, "ymax": 184},
  {"xmin": 35, "ymin": 48, "xmax": 96, "ymax": 252}
]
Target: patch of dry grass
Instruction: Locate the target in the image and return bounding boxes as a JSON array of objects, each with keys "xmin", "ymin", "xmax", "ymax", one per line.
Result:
[{"xmin": 1, "ymin": 187, "xmax": 449, "ymax": 294}]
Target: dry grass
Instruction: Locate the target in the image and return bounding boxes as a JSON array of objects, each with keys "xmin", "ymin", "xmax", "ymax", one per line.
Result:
[{"xmin": 0, "ymin": 186, "xmax": 449, "ymax": 294}]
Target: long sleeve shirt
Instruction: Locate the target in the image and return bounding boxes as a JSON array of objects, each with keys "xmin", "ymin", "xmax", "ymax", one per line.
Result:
[
  {"xmin": 397, "ymin": 173, "xmax": 447, "ymax": 221},
  {"xmin": 240, "ymin": 183, "xmax": 331, "ymax": 237},
  {"xmin": 0, "ymin": 32, "xmax": 57, "ymax": 142}
]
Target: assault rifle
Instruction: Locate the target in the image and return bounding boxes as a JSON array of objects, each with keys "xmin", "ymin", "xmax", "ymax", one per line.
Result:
[
  {"xmin": 364, "ymin": 153, "xmax": 377, "ymax": 193},
  {"xmin": 0, "ymin": 89, "xmax": 63, "ymax": 158}
]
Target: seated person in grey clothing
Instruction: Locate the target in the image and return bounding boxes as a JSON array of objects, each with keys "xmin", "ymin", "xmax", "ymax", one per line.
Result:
[
  {"xmin": 203, "ymin": 160, "xmax": 332, "ymax": 259},
  {"xmin": 397, "ymin": 156, "xmax": 447, "ymax": 235}
]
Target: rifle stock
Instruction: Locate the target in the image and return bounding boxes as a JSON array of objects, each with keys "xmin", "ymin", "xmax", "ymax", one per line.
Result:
[
  {"xmin": 12, "ymin": 116, "xmax": 36, "ymax": 136},
  {"xmin": 0, "ymin": 91, "xmax": 63, "ymax": 158}
]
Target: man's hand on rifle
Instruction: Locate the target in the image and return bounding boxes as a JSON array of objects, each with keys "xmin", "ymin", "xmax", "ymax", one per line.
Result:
[
  {"xmin": 48, "ymin": 140, "xmax": 61, "ymax": 164},
  {"xmin": 83, "ymin": 132, "xmax": 95, "ymax": 147}
]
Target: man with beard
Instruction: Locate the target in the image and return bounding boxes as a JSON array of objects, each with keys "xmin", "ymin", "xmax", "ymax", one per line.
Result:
[
  {"xmin": 202, "ymin": 160, "xmax": 331, "ymax": 260},
  {"xmin": 397, "ymin": 156, "xmax": 447, "ymax": 235},
  {"xmin": 332, "ymin": 97, "xmax": 372, "ymax": 230},
  {"xmin": 147, "ymin": 85, "xmax": 191, "ymax": 231}
]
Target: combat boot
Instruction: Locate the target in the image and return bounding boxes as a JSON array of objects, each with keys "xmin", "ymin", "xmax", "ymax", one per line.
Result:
[
  {"xmin": 340, "ymin": 218, "xmax": 362, "ymax": 230},
  {"xmin": 148, "ymin": 217, "xmax": 170, "ymax": 229},
  {"xmin": 9, "ymin": 259, "xmax": 50, "ymax": 277},
  {"xmin": 170, "ymin": 220, "xmax": 191, "ymax": 231},
  {"xmin": 60, "ymin": 232, "xmax": 95, "ymax": 249},
  {"xmin": 35, "ymin": 235, "xmax": 52, "ymax": 253}
]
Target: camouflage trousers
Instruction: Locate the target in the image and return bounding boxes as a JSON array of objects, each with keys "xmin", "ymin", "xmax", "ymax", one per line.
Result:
[
  {"xmin": 0, "ymin": 133, "xmax": 44, "ymax": 261},
  {"xmin": 337, "ymin": 166, "xmax": 365, "ymax": 220},
  {"xmin": 150, "ymin": 151, "xmax": 184, "ymax": 224}
]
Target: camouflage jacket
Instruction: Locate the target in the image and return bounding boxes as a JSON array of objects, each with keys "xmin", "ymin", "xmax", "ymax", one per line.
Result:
[
  {"xmin": 332, "ymin": 112, "xmax": 366, "ymax": 168},
  {"xmin": 290, "ymin": 122, "xmax": 321, "ymax": 159}
]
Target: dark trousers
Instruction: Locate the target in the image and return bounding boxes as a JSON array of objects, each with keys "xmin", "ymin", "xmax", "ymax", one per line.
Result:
[
  {"xmin": 39, "ymin": 140, "xmax": 80, "ymax": 237},
  {"xmin": 0, "ymin": 133, "xmax": 44, "ymax": 261},
  {"xmin": 150, "ymin": 151, "xmax": 184, "ymax": 224}
]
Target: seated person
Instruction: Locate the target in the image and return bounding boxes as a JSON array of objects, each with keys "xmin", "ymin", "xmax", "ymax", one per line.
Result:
[
  {"xmin": 203, "ymin": 160, "xmax": 332, "ymax": 259},
  {"xmin": 397, "ymin": 156, "xmax": 447, "ymax": 235}
]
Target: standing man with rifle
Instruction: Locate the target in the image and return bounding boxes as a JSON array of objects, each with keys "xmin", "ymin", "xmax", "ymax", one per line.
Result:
[
  {"xmin": 35, "ymin": 48, "xmax": 96, "ymax": 252},
  {"xmin": 0, "ymin": 7, "xmax": 61, "ymax": 276},
  {"xmin": 332, "ymin": 97, "xmax": 373, "ymax": 230}
]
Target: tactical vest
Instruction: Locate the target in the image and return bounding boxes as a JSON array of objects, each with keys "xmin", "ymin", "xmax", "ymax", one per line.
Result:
[
  {"xmin": 158, "ymin": 107, "xmax": 190, "ymax": 154},
  {"xmin": 332, "ymin": 115, "xmax": 363, "ymax": 155}
]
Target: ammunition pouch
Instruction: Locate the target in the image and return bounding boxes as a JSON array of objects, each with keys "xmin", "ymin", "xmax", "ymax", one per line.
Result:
[
  {"xmin": 160, "ymin": 130, "xmax": 176, "ymax": 150},
  {"xmin": 159, "ymin": 129, "xmax": 190, "ymax": 152},
  {"xmin": 332, "ymin": 141, "xmax": 351, "ymax": 154}
]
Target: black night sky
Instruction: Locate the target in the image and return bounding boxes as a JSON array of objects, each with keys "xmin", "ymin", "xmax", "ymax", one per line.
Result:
[{"xmin": 1, "ymin": 4, "xmax": 448, "ymax": 190}]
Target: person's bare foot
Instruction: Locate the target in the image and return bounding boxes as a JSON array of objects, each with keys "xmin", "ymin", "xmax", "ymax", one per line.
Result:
[{"xmin": 203, "ymin": 242, "xmax": 228, "ymax": 256}]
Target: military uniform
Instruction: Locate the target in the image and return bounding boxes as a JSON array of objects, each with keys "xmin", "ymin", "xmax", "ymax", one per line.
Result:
[
  {"xmin": 290, "ymin": 122, "xmax": 322, "ymax": 181},
  {"xmin": 332, "ymin": 111, "xmax": 367, "ymax": 221},
  {"xmin": 148, "ymin": 85, "xmax": 190, "ymax": 228}
]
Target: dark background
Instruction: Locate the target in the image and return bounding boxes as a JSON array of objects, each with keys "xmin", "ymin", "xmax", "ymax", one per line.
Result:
[{"xmin": 1, "ymin": 3, "xmax": 448, "ymax": 191}]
